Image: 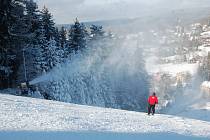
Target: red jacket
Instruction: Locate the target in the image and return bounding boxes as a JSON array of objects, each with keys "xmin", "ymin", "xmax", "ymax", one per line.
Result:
[{"xmin": 148, "ymin": 95, "xmax": 158, "ymax": 105}]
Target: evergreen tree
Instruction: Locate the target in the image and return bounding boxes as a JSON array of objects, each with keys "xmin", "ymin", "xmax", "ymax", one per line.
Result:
[
  {"xmin": 59, "ymin": 26, "xmax": 67, "ymax": 48},
  {"xmin": 33, "ymin": 24, "xmax": 48, "ymax": 74},
  {"xmin": 68, "ymin": 18, "xmax": 88, "ymax": 53},
  {"xmin": 17, "ymin": 0, "xmax": 44, "ymax": 83},
  {"xmin": 89, "ymin": 25, "xmax": 105, "ymax": 41},
  {"xmin": 32, "ymin": 6, "xmax": 58, "ymax": 74},
  {"xmin": 54, "ymin": 27, "xmax": 60, "ymax": 47},
  {"xmin": 0, "ymin": 0, "xmax": 11, "ymax": 88},
  {"xmin": 41, "ymin": 6, "xmax": 56, "ymax": 41},
  {"xmin": 24, "ymin": 0, "xmax": 45, "ymax": 44},
  {"xmin": 33, "ymin": 43, "xmax": 47, "ymax": 74},
  {"xmin": 0, "ymin": 0, "xmax": 26, "ymax": 88},
  {"xmin": 0, "ymin": 0, "xmax": 65, "ymax": 88},
  {"xmin": 58, "ymin": 26, "xmax": 68, "ymax": 59},
  {"xmin": 43, "ymin": 39, "xmax": 64, "ymax": 71}
]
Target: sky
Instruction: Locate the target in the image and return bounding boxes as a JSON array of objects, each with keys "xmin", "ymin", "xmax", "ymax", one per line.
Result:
[{"xmin": 36, "ymin": 0, "xmax": 210, "ymax": 24}]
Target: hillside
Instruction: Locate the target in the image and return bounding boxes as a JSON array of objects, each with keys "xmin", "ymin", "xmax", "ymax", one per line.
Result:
[{"xmin": 0, "ymin": 93, "xmax": 209, "ymax": 140}]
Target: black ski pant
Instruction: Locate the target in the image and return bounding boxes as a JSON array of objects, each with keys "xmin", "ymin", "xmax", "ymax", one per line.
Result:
[{"xmin": 148, "ymin": 104, "xmax": 156, "ymax": 115}]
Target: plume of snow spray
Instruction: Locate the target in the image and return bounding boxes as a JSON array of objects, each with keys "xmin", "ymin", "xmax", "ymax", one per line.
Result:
[{"xmin": 34, "ymin": 36, "xmax": 149, "ymax": 111}]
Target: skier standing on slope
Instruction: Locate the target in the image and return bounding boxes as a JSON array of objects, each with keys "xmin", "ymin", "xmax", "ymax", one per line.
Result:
[{"xmin": 148, "ymin": 92, "xmax": 158, "ymax": 115}]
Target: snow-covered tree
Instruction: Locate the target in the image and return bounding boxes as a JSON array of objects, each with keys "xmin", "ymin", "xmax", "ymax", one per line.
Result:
[
  {"xmin": 54, "ymin": 27, "xmax": 60, "ymax": 47},
  {"xmin": 89, "ymin": 25, "xmax": 105, "ymax": 41},
  {"xmin": 59, "ymin": 26, "xmax": 67, "ymax": 48},
  {"xmin": 41, "ymin": 6, "xmax": 56, "ymax": 41},
  {"xmin": 43, "ymin": 39, "xmax": 64, "ymax": 71},
  {"xmin": 68, "ymin": 18, "xmax": 88, "ymax": 53},
  {"xmin": 31, "ymin": 6, "xmax": 61, "ymax": 75}
]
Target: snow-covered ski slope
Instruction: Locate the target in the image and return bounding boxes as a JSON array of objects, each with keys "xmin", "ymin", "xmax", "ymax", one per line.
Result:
[{"xmin": 0, "ymin": 94, "xmax": 209, "ymax": 140}]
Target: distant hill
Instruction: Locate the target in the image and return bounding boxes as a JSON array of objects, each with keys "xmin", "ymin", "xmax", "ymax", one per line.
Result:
[{"xmin": 56, "ymin": 7, "xmax": 210, "ymax": 34}]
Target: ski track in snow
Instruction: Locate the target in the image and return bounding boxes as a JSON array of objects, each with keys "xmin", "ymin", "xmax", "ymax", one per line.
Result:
[{"xmin": 0, "ymin": 94, "xmax": 209, "ymax": 139}]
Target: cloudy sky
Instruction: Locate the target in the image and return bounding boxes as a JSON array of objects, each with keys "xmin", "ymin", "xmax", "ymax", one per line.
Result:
[{"xmin": 36, "ymin": 0, "xmax": 210, "ymax": 24}]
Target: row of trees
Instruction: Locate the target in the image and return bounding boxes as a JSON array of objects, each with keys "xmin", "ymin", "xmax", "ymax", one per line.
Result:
[
  {"xmin": 0, "ymin": 0, "xmax": 149, "ymax": 113},
  {"xmin": 0, "ymin": 0, "xmax": 109, "ymax": 89}
]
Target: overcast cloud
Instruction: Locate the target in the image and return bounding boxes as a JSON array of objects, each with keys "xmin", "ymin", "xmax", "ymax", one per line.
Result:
[{"xmin": 36, "ymin": 0, "xmax": 210, "ymax": 24}]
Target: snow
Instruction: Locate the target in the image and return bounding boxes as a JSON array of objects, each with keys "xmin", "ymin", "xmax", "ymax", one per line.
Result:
[
  {"xmin": 30, "ymin": 90, "xmax": 44, "ymax": 99},
  {"xmin": 198, "ymin": 45, "xmax": 210, "ymax": 57},
  {"xmin": 191, "ymin": 101, "xmax": 210, "ymax": 111},
  {"xmin": 0, "ymin": 88, "xmax": 19, "ymax": 96},
  {"xmin": 0, "ymin": 93, "xmax": 209, "ymax": 139},
  {"xmin": 0, "ymin": 132, "xmax": 207, "ymax": 140},
  {"xmin": 201, "ymin": 31, "xmax": 210, "ymax": 38},
  {"xmin": 146, "ymin": 62, "xmax": 199, "ymax": 76},
  {"xmin": 172, "ymin": 100, "xmax": 210, "ymax": 122},
  {"xmin": 201, "ymin": 81, "xmax": 210, "ymax": 88}
]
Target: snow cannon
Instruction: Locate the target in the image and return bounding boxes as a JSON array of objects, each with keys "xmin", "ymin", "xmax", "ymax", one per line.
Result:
[
  {"xmin": 20, "ymin": 81, "xmax": 30, "ymax": 88},
  {"xmin": 20, "ymin": 82, "xmax": 27, "ymax": 88},
  {"xmin": 19, "ymin": 82, "xmax": 28, "ymax": 96},
  {"xmin": 19, "ymin": 81, "xmax": 34, "ymax": 96}
]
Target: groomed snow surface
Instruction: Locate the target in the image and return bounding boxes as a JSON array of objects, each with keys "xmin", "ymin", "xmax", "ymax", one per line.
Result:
[{"xmin": 0, "ymin": 94, "xmax": 209, "ymax": 140}]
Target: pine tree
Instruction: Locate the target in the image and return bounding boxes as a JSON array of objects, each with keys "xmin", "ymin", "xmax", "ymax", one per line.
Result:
[
  {"xmin": 32, "ymin": 6, "xmax": 58, "ymax": 75},
  {"xmin": 54, "ymin": 27, "xmax": 60, "ymax": 47},
  {"xmin": 43, "ymin": 39, "xmax": 64, "ymax": 71},
  {"xmin": 0, "ymin": 0, "xmax": 27, "ymax": 88},
  {"xmin": 0, "ymin": 1, "xmax": 65, "ymax": 88},
  {"xmin": 33, "ymin": 43, "xmax": 47, "ymax": 74},
  {"xmin": 32, "ymin": 22, "xmax": 48, "ymax": 75},
  {"xmin": 17, "ymin": 0, "xmax": 44, "ymax": 83},
  {"xmin": 89, "ymin": 25, "xmax": 105, "ymax": 41},
  {"xmin": 59, "ymin": 26, "xmax": 67, "ymax": 48},
  {"xmin": 0, "ymin": 0, "xmax": 11, "ymax": 88},
  {"xmin": 41, "ymin": 6, "xmax": 56, "ymax": 41},
  {"xmin": 68, "ymin": 18, "xmax": 88, "ymax": 53},
  {"xmin": 24, "ymin": 0, "xmax": 44, "ymax": 44}
]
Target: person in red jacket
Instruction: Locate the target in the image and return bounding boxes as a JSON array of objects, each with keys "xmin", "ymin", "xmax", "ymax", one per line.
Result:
[{"xmin": 148, "ymin": 92, "xmax": 158, "ymax": 115}]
